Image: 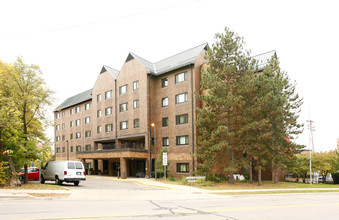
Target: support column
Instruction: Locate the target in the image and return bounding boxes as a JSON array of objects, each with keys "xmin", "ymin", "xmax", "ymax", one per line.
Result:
[
  {"xmin": 108, "ymin": 160, "xmax": 113, "ymax": 176},
  {"xmin": 120, "ymin": 157, "xmax": 127, "ymax": 179},
  {"xmin": 98, "ymin": 159, "xmax": 103, "ymax": 175}
]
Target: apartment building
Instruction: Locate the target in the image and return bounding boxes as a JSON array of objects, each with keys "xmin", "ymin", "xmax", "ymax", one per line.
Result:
[{"xmin": 54, "ymin": 43, "xmax": 276, "ymax": 179}]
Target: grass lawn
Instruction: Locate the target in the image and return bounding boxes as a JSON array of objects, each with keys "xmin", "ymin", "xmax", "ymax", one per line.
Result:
[
  {"xmin": 0, "ymin": 182, "xmax": 69, "ymax": 190},
  {"xmin": 160, "ymin": 179, "xmax": 339, "ymax": 190}
]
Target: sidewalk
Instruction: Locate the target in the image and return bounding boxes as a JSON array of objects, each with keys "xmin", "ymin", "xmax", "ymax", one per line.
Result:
[{"xmin": 1, "ymin": 176, "xmax": 338, "ymax": 200}]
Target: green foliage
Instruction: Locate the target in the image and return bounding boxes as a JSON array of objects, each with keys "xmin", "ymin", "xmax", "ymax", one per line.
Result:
[
  {"xmin": 287, "ymin": 153, "xmax": 310, "ymax": 183},
  {"xmin": 331, "ymin": 173, "xmax": 339, "ymax": 184},
  {"xmin": 313, "ymin": 151, "xmax": 337, "ymax": 182},
  {"xmin": 0, "ymin": 161, "xmax": 10, "ymax": 186}
]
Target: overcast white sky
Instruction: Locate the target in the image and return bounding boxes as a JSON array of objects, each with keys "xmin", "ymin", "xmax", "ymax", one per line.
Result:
[{"xmin": 1, "ymin": 0, "xmax": 338, "ymax": 152}]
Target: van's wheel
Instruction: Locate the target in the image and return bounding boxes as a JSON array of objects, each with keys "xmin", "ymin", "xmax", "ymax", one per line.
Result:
[
  {"xmin": 74, "ymin": 181, "xmax": 79, "ymax": 186},
  {"xmin": 55, "ymin": 176, "xmax": 63, "ymax": 185},
  {"xmin": 40, "ymin": 176, "xmax": 45, "ymax": 184}
]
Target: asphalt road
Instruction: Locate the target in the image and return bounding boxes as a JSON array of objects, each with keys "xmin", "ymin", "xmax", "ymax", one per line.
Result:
[{"xmin": 1, "ymin": 178, "xmax": 339, "ymax": 220}]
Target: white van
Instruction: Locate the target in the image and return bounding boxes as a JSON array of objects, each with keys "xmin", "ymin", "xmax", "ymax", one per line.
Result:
[{"xmin": 41, "ymin": 161, "xmax": 86, "ymax": 186}]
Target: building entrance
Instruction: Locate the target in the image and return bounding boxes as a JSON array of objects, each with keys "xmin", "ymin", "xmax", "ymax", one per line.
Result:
[{"xmin": 129, "ymin": 159, "xmax": 146, "ymax": 177}]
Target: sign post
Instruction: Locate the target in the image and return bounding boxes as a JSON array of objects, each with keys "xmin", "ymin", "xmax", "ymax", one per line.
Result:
[{"xmin": 163, "ymin": 152, "xmax": 168, "ymax": 181}]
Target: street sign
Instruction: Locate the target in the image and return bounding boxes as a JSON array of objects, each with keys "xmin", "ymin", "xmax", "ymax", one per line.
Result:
[{"xmin": 163, "ymin": 152, "xmax": 168, "ymax": 166}]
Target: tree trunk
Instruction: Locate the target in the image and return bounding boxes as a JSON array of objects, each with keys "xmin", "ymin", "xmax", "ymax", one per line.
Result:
[
  {"xmin": 249, "ymin": 157, "xmax": 253, "ymax": 184},
  {"xmin": 258, "ymin": 167, "xmax": 262, "ymax": 186},
  {"xmin": 4, "ymin": 154, "xmax": 21, "ymax": 187},
  {"xmin": 274, "ymin": 167, "xmax": 278, "ymax": 183},
  {"xmin": 24, "ymin": 164, "xmax": 28, "ymax": 184}
]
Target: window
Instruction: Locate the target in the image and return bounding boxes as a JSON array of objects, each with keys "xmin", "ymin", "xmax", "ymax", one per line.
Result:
[
  {"xmin": 76, "ymin": 106, "xmax": 80, "ymax": 113},
  {"xmin": 85, "ymin": 117, "xmax": 90, "ymax": 124},
  {"xmin": 163, "ymin": 137, "xmax": 169, "ymax": 146},
  {"xmin": 56, "ymin": 124, "xmax": 60, "ymax": 130},
  {"xmin": 176, "ymin": 114, "xmax": 188, "ymax": 125},
  {"xmin": 70, "ymin": 133, "xmax": 73, "ymax": 140},
  {"xmin": 85, "ymin": 103, "xmax": 90, "ymax": 110},
  {"xmin": 134, "ymin": 119, "xmax": 139, "ymax": 128},
  {"xmin": 176, "ymin": 135, "xmax": 189, "ymax": 145},
  {"xmin": 133, "ymin": 81, "xmax": 139, "ymax": 90},
  {"xmin": 175, "ymin": 72, "xmax": 187, "ymax": 84},
  {"xmin": 70, "ymin": 121, "xmax": 74, "ymax": 127},
  {"xmin": 133, "ymin": 100, "xmax": 139, "ymax": 109},
  {"xmin": 97, "ymin": 126, "xmax": 102, "ymax": 133},
  {"xmin": 70, "ymin": 146, "xmax": 73, "ymax": 152},
  {"xmin": 119, "ymin": 85, "xmax": 128, "ymax": 95},
  {"xmin": 62, "ymin": 111, "xmax": 65, "ymax": 117},
  {"xmin": 56, "ymin": 113, "xmax": 60, "ymax": 119},
  {"xmin": 85, "ymin": 130, "xmax": 91, "ymax": 138},
  {"xmin": 85, "ymin": 145, "xmax": 91, "ymax": 151},
  {"xmin": 56, "ymin": 136, "xmax": 60, "ymax": 142},
  {"xmin": 97, "ymin": 110, "xmax": 102, "ymax": 118},
  {"xmin": 177, "ymin": 163, "xmax": 189, "ymax": 173},
  {"xmin": 62, "ymin": 147, "xmax": 65, "ymax": 153},
  {"xmin": 76, "ymin": 132, "xmax": 81, "ymax": 139},
  {"xmin": 175, "ymin": 93, "xmax": 188, "ymax": 104},
  {"xmin": 70, "ymin": 108, "xmax": 74, "ymax": 115},
  {"xmin": 120, "ymin": 121, "xmax": 128, "ymax": 130},
  {"xmin": 97, "ymin": 94, "xmax": 102, "ymax": 102},
  {"xmin": 62, "ymin": 135, "xmax": 65, "ymax": 141},
  {"xmin": 56, "ymin": 148, "xmax": 60, "ymax": 153},
  {"xmin": 105, "ymin": 107, "xmax": 112, "ymax": 116},
  {"xmin": 76, "ymin": 146, "xmax": 81, "ymax": 152},
  {"xmin": 62, "ymin": 123, "xmax": 65, "ymax": 129},
  {"xmin": 120, "ymin": 103, "xmax": 128, "ymax": 112},
  {"xmin": 161, "ymin": 78, "xmax": 168, "ymax": 88},
  {"xmin": 76, "ymin": 119, "xmax": 81, "ymax": 126},
  {"xmin": 105, "ymin": 124, "xmax": 113, "ymax": 132},
  {"xmin": 105, "ymin": 90, "xmax": 112, "ymax": 99},
  {"xmin": 162, "ymin": 117, "xmax": 168, "ymax": 127},
  {"xmin": 162, "ymin": 97, "xmax": 168, "ymax": 107}
]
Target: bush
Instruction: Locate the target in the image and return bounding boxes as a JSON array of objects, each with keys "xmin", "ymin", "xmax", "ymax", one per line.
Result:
[
  {"xmin": 0, "ymin": 162, "xmax": 10, "ymax": 186},
  {"xmin": 331, "ymin": 173, "xmax": 339, "ymax": 184},
  {"xmin": 168, "ymin": 176, "xmax": 176, "ymax": 181}
]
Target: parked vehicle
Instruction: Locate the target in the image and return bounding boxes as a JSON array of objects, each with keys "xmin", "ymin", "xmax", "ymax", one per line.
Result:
[
  {"xmin": 40, "ymin": 161, "xmax": 86, "ymax": 186},
  {"xmin": 19, "ymin": 167, "xmax": 40, "ymax": 181}
]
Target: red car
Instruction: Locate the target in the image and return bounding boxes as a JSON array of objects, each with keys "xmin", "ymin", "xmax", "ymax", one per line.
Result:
[{"xmin": 19, "ymin": 167, "xmax": 40, "ymax": 181}]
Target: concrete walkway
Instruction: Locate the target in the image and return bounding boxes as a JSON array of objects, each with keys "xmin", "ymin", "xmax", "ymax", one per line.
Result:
[{"xmin": 1, "ymin": 176, "xmax": 338, "ymax": 200}]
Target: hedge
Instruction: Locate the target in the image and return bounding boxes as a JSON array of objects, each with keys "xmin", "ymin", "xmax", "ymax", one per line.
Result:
[{"xmin": 331, "ymin": 172, "xmax": 339, "ymax": 184}]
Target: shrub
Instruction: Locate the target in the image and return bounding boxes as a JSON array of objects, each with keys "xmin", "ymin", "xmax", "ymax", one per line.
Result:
[{"xmin": 0, "ymin": 162, "xmax": 10, "ymax": 186}]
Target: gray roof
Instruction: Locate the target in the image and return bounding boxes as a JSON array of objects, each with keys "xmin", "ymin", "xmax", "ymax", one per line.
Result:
[
  {"xmin": 252, "ymin": 50, "xmax": 277, "ymax": 71},
  {"xmin": 128, "ymin": 43, "xmax": 208, "ymax": 75},
  {"xmin": 101, "ymin": 65, "xmax": 119, "ymax": 78},
  {"xmin": 55, "ymin": 89, "xmax": 92, "ymax": 111}
]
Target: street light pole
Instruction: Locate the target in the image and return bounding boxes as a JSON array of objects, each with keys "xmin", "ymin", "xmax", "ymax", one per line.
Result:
[{"xmin": 151, "ymin": 123, "xmax": 157, "ymax": 180}]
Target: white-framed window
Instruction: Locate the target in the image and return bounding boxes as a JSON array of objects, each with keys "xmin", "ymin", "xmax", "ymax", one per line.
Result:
[
  {"xmin": 134, "ymin": 119, "xmax": 139, "ymax": 128},
  {"xmin": 175, "ymin": 93, "xmax": 188, "ymax": 104},
  {"xmin": 76, "ymin": 132, "xmax": 81, "ymax": 139},
  {"xmin": 163, "ymin": 137, "xmax": 169, "ymax": 146},
  {"xmin": 85, "ymin": 103, "xmax": 90, "ymax": 110},
  {"xmin": 62, "ymin": 111, "xmax": 65, "ymax": 117},
  {"xmin": 85, "ymin": 117, "xmax": 90, "ymax": 124},
  {"xmin": 133, "ymin": 81, "xmax": 139, "ymax": 90},
  {"xmin": 56, "ymin": 124, "xmax": 60, "ymax": 130},
  {"xmin": 62, "ymin": 123, "xmax": 65, "ymax": 129},
  {"xmin": 175, "ymin": 72, "xmax": 187, "ymax": 84},
  {"xmin": 76, "ymin": 119, "xmax": 81, "ymax": 126},
  {"xmin": 76, "ymin": 145, "xmax": 81, "ymax": 152},
  {"xmin": 70, "ymin": 121, "xmax": 74, "ymax": 127},
  {"xmin": 105, "ymin": 90, "xmax": 112, "ymax": 99},
  {"xmin": 56, "ymin": 113, "xmax": 60, "ymax": 119},
  {"xmin": 76, "ymin": 106, "xmax": 80, "ymax": 113},
  {"xmin": 120, "ymin": 121, "xmax": 128, "ymax": 130},
  {"xmin": 119, "ymin": 85, "xmax": 128, "ymax": 95},
  {"xmin": 56, "ymin": 136, "xmax": 60, "ymax": 142},
  {"xmin": 105, "ymin": 124, "xmax": 113, "ymax": 132},
  {"xmin": 85, "ymin": 130, "xmax": 91, "ymax": 138},
  {"xmin": 105, "ymin": 107, "xmax": 112, "ymax": 116},
  {"xmin": 176, "ymin": 135, "xmax": 189, "ymax": 145},
  {"xmin": 162, "ymin": 97, "xmax": 168, "ymax": 107},
  {"xmin": 120, "ymin": 103, "xmax": 128, "ymax": 112},
  {"xmin": 70, "ymin": 108, "xmax": 74, "ymax": 115},
  {"xmin": 177, "ymin": 163, "xmax": 189, "ymax": 173},
  {"xmin": 162, "ymin": 117, "xmax": 168, "ymax": 127},
  {"xmin": 161, "ymin": 78, "xmax": 168, "ymax": 88},
  {"xmin": 133, "ymin": 100, "xmax": 139, "ymax": 109},
  {"xmin": 97, "ymin": 126, "xmax": 102, "ymax": 134},
  {"xmin": 97, "ymin": 94, "xmax": 102, "ymax": 102},
  {"xmin": 97, "ymin": 110, "xmax": 102, "ymax": 118}
]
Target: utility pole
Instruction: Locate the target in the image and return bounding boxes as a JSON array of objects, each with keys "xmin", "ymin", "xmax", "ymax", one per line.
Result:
[{"xmin": 307, "ymin": 119, "xmax": 315, "ymax": 184}]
